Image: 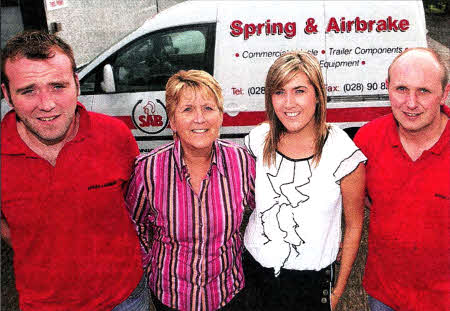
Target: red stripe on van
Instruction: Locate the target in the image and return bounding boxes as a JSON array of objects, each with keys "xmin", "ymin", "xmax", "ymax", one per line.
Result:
[
  {"xmin": 114, "ymin": 106, "xmax": 391, "ymax": 129},
  {"xmin": 222, "ymin": 107, "xmax": 392, "ymax": 125},
  {"xmin": 222, "ymin": 112, "xmax": 267, "ymax": 126},
  {"xmin": 326, "ymin": 106, "xmax": 392, "ymax": 122}
]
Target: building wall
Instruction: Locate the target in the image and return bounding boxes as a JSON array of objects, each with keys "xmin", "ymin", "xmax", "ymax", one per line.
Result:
[
  {"xmin": 45, "ymin": 0, "xmax": 186, "ymax": 66},
  {"xmin": 1, "ymin": 6, "xmax": 24, "ymax": 49}
]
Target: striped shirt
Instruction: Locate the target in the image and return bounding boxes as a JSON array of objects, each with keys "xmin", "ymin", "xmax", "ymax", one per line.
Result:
[{"xmin": 126, "ymin": 139, "xmax": 255, "ymax": 311}]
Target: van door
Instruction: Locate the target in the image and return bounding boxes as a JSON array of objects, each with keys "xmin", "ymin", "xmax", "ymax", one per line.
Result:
[
  {"xmin": 323, "ymin": 0, "xmax": 427, "ymax": 133},
  {"xmin": 79, "ymin": 23, "xmax": 216, "ymax": 152}
]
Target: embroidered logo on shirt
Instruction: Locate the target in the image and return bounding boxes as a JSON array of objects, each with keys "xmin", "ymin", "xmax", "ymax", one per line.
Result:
[
  {"xmin": 88, "ymin": 180, "xmax": 117, "ymax": 190},
  {"xmin": 435, "ymin": 193, "xmax": 450, "ymax": 200}
]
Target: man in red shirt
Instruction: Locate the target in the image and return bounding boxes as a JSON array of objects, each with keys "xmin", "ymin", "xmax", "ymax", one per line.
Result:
[
  {"xmin": 354, "ymin": 48, "xmax": 450, "ymax": 310},
  {"xmin": 1, "ymin": 31, "xmax": 148, "ymax": 310}
]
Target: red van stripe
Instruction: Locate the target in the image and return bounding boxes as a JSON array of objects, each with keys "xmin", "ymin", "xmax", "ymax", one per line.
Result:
[
  {"xmin": 222, "ymin": 112, "xmax": 267, "ymax": 126},
  {"xmin": 114, "ymin": 106, "xmax": 391, "ymax": 129},
  {"xmin": 326, "ymin": 106, "xmax": 392, "ymax": 122},
  {"xmin": 221, "ymin": 107, "xmax": 392, "ymax": 125}
]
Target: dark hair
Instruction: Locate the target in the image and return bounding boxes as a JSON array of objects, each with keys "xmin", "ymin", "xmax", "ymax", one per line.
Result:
[{"xmin": 1, "ymin": 30, "xmax": 76, "ymax": 91}]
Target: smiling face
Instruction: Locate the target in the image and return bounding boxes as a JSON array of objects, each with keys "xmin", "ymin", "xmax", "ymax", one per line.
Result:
[
  {"xmin": 170, "ymin": 88, "xmax": 223, "ymax": 155},
  {"xmin": 388, "ymin": 50, "xmax": 450, "ymax": 135},
  {"xmin": 1, "ymin": 48, "xmax": 79, "ymax": 146},
  {"xmin": 272, "ymin": 72, "xmax": 317, "ymax": 136}
]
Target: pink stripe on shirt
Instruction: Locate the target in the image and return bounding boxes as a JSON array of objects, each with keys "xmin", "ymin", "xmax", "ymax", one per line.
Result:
[{"xmin": 126, "ymin": 139, "xmax": 255, "ymax": 311}]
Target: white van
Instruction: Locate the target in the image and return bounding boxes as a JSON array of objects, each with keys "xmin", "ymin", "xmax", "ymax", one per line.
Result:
[{"xmin": 75, "ymin": 0, "xmax": 427, "ymax": 152}]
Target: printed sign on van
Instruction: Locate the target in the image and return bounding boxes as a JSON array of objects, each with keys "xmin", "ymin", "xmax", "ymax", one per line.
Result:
[
  {"xmin": 229, "ymin": 16, "xmax": 410, "ymax": 40},
  {"xmin": 215, "ymin": 0, "xmax": 426, "ymax": 111},
  {"xmin": 132, "ymin": 99, "xmax": 168, "ymax": 134}
]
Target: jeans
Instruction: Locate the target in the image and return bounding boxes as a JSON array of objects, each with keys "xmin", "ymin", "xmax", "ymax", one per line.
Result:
[
  {"xmin": 151, "ymin": 289, "xmax": 243, "ymax": 311},
  {"xmin": 112, "ymin": 275, "xmax": 150, "ymax": 311},
  {"xmin": 368, "ymin": 295, "xmax": 395, "ymax": 311}
]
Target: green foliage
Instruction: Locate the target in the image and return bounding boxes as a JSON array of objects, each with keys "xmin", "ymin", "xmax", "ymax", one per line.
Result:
[{"xmin": 423, "ymin": 0, "xmax": 448, "ymax": 14}]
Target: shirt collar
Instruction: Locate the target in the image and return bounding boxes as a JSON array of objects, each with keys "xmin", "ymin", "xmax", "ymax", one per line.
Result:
[
  {"xmin": 388, "ymin": 105, "xmax": 450, "ymax": 155},
  {"xmin": 1, "ymin": 102, "xmax": 90, "ymax": 156},
  {"xmin": 212, "ymin": 141, "xmax": 226, "ymax": 177},
  {"xmin": 429, "ymin": 105, "xmax": 450, "ymax": 155},
  {"xmin": 386, "ymin": 114, "xmax": 402, "ymax": 148},
  {"xmin": 72, "ymin": 102, "xmax": 92, "ymax": 142},
  {"xmin": 173, "ymin": 139, "xmax": 226, "ymax": 180}
]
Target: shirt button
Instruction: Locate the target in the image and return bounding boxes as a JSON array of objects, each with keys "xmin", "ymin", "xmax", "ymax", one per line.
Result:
[
  {"xmin": 323, "ymin": 289, "xmax": 329, "ymax": 295},
  {"xmin": 321, "ymin": 297, "xmax": 328, "ymax": 304}
]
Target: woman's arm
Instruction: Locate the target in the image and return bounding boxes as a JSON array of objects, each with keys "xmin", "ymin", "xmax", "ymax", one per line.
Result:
[{"xmin": 331, "ymin": 162, "xmax": 366, "ymax": 310}]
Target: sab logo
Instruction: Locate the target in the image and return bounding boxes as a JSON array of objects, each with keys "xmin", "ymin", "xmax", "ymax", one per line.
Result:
[{"xmin": 132, "ymin": 99, "xmax": 168, "ymax": 134}]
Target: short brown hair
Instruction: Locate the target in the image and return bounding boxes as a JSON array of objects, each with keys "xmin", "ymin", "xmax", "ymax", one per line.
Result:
[
  {"xmin": 263, "ymin": 51, "xmax": 329, "ymax": 167},
  {"xmin": 388, "ymin": 47, "xmax": 448, "ymax": 90},
  {"xmin": 165, "ymin": 70, "xmax": 223, "ymax": 121},
  {"xmin": 1, "ymin": 30, "xmax": 76, "ymax": 91}
]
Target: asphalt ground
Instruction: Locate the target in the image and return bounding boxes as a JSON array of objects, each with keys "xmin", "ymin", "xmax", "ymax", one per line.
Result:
[{"xmin": 1, "ymin": 11, "xmax": 449, "ymax": 311}]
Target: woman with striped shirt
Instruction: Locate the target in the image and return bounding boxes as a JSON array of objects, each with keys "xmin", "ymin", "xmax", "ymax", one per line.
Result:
[{"xmin": 126, "ymin": 70, "xmax": 256, "ymax": 311}]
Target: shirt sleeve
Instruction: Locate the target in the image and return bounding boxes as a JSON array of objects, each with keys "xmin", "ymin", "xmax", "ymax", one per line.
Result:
[
  {"xmin": 110, "ymin": 118, "xmax": 140, "ymax": 195},
  {"xmin": 244, "ymin": 133, "xmax": 255, "ymax": 158},
  {"xmin": 244, "ymin": 123, "xmax": 269, "ymax": 158},
  {"xmin": 353, "ymin": 124, "xmax": 370, "ymax": 157},
  {"xmin": 122, "ymin": 128, "xmax": 140, "ymax": 192},
  {"xmin": 125, "ymin": 157, "xmax": 152, "ymax": 268},
  {"xmin": 247, "ymin": 152, "xmax": 256, "ymax": 210},
  {"xmin": 124, "ymin": 122, "xmax": 140, "ymax": 157},
  {"xmin": 331, "ymin": 127, "xmax": 367, "ymax": 184}
]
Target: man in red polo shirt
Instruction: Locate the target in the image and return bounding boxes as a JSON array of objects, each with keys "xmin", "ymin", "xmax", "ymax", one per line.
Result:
[
  {"xmin": 354, "ymin": 48, "xmax": 450, "ymax": 311},
  {"xmin": 1, "ymin": 31, "xmax": 149, "ymax": 310}
]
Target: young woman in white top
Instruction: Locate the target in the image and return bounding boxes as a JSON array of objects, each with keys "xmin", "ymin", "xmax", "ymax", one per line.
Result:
[{"xmin": 242, "ymin": 51, "xmax": 366, "ymax": 311}]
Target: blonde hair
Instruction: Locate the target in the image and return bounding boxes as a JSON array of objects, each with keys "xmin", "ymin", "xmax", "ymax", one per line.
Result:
[
  {"xmin": 263, "ymin": 51, "xmax": 329, "ymax": 167},
  {"xmin": 165, "ymin": 70, "xmax": 223, "ymax": 122}
]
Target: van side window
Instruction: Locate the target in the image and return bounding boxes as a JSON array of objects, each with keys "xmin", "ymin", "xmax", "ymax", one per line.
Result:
[
  {"xmin": 79, "ymin": 70, "xmax": 96, "ymax": 93},
  {"xmin": 112, "ymin": 25, "xmax": 210, "ymax": 93}
]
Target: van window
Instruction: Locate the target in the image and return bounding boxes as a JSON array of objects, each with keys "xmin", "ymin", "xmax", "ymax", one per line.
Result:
[
  {"xmin": 110, "ymin": 26, "xmax": 209, "ymax": 93},
  {"xmin": 79, "ymin": 70, "xmax": 96, "ymax": 93}
]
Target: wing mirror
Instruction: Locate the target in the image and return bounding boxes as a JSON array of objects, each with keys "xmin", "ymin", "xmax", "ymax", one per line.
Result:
[{"xmin": 100, "ymin": 64, "xmax": 116, "ymax": 93}]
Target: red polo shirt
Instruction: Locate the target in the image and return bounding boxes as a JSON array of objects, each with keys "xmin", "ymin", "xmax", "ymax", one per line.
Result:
[
  {"xmin": 1, "ymin": 104, "xmax": 143, "ymax": 311},
  {"xmin": 354, "ymin": 106, "xmax": 450, "ymax": 311}
]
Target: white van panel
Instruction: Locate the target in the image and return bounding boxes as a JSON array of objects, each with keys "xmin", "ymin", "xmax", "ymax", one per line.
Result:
[
  {"xmin": 215, "ymin": 0, "xmax": 427, "ymax": 112},
  {"xmin": 141, "ymin": 1, "xmax": 218, "ymax": 30},
  {"xmin": 211, "ymin": 0, "xmax": 426, "ymax": 142},
  {"xmin": 323, "ymin": 1, "xmax": 427, "ymax": 97},
  {"xmin": 215, "ymin": 1, "xmax": 326, "ymax": 114},
  {"xmin": 73, "ymin": 0, "xmax": 427, "ymax": 151}
]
